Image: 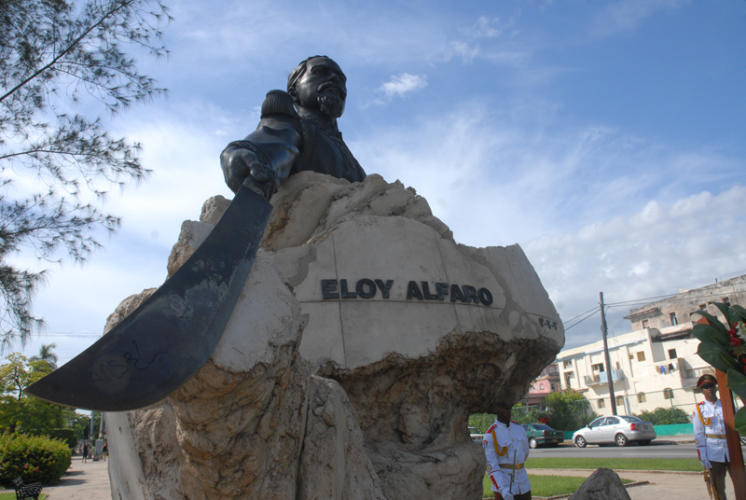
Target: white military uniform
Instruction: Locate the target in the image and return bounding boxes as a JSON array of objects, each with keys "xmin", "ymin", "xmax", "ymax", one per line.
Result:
[
  {"xmin": 693, "ymin": 399, "xmax": 729, "ymax": 465},
  {"xmin": 482, "ymin": 419, "xmax": 531, "ymax": 500}
]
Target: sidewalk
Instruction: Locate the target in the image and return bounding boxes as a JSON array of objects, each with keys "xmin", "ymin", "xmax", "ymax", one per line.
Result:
[
  {"xmin": 41, "ymin": 457, "xmax": 111, "ymax": 500},
  {"xmin": 533, "ymin": 468, "xmax": 736, "ymax": 500},
  {"xmin": 2, "ymin": 448, "xmax": 736, "ymax": 500}
]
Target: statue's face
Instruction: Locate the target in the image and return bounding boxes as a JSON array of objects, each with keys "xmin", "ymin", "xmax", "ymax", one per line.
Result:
[{"xmin": 293, "ymin": 57, "xmax": 347, "ymax": 118}]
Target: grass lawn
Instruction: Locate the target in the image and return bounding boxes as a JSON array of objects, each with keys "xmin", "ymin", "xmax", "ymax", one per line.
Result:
[
  {"xmin": 481, "ymin": 457, "xmax": 699, "ymax": 497},
  {"xmin": 0, "ymin": 494, "xmax": 48, "ymax": 500},
  {"xmin": 525, "ymin": 457, "xmax": 702, "ymax": 471},
  {"xmin": 481, "ymin": 473, "xmax": 633, "ymax": 498}
]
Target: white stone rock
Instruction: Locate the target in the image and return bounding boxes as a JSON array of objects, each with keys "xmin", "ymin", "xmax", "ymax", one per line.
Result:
[{"xmin": 107, "ymin": 171, "xmax": 564, "ymax": 500}]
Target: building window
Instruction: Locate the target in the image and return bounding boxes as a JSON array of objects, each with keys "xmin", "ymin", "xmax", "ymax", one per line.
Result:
[
  {"xmin": 638, "ymin": 393, "xmax": 646, "ymax": 403},
  {"xmin": 668, "ymin": 348, "xmax": 677, "ymax": 359},
  {"xmin": 592, "ymin": 363, "xmax": 605, "ymax": 372},
  {"xmin": 642, "ymin": 319, "xmax": 649, "ymax": 328},
  {"xmin": 669, "ymin": 312, "xmax": 678, "ymax": 325},
  {"xmin": 722, "ymin": 297, "xmax": 730, "ymax": 305},
  {"xmin": 563, "ymin": 360, "xmax": 572, "ymax": 368},
  {"xmin": 663, "ymin": 388, "xmax": 674, "ymax": 399},
  {"xmin": 598, "ymin": 399, "xmax": 605, "ymax": 409},
  {"xmin": 616, "ymin": 396, "xmax": 623, "ymax": 407},
  {"xmin": 629, "ymin": 354, "xmax": 634, "ymax": 360},
  {"xmin": 637, "ymin": 351, "xmax": 646, "ymax": 362},
  {"xmin": 564, "ymin": 372, "xmax": 574, "ymax": 388}
]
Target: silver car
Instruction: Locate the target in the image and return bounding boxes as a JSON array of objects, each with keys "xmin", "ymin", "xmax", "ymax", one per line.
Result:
[
  {"xmin": 468, "ymin": 426, "xmax": 483, "ymax": 443},
  {"xmin": 573, "ymin": 415, "xmax": 656, "ymax": 448}
]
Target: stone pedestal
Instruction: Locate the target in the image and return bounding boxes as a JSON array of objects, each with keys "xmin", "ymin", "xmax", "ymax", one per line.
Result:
[{"xmin": 106, "ymin": 172, "xmax": 563, "ymax": 499}]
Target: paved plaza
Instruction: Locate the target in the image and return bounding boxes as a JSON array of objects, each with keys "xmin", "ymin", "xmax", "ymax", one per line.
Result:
[{"xmin": 1, "ymin": 452, "xmax": 738, "ymax": 500}]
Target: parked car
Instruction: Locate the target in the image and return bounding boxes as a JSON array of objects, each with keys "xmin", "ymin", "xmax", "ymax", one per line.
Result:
[
  {"xmin": 522, "ymin": 423, "xmax": 564, "ymax": 448},
  {"xmin": 573, "ymin": 415, "xmax": 656, "ymax": 448},
  {"xmin": 468, "ymin": 426, "xmax": 483, "ymax": 443}
]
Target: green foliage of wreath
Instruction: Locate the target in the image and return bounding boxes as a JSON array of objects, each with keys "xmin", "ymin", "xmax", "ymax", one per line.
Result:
[{"xmin": 693, "ymin": 302, "xmax": 746, "ymax": 434}]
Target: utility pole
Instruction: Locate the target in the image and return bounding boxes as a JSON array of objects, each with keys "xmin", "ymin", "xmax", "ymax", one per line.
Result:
[{"xmin": 600, "ymin": 292, "xmax": 617, "ymax": 415}]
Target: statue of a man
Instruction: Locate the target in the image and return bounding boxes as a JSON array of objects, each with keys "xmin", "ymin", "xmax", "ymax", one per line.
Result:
[{"xmin": 221, "ymin": 55, "xmax": 366, "ymax": 198}]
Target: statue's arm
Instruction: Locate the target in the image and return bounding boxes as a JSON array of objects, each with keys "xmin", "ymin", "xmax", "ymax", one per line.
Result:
[{"xmin": 220, "ymin": 90, "xmax": 302, "ymax": 197}]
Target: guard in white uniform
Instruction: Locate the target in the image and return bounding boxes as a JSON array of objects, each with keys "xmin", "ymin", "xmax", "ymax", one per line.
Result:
[
  {"xmin": 482, "ymin": 404, "xmax": 531, "ymax": 500},
  {"xmin": 692, "ymin": 374, "xmax": 732, "ymax": 499}
]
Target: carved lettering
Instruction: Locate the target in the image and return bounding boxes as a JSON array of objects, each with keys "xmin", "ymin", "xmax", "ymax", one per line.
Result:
[
  {"xmin": 375, "ymin": 279, "xmax": 393, "ymax": 299},
  {"xmin": 478, "ymin": 288, "xmax": 493, "ymax": 306},
  {"xmin": 340, "ymin": 279, "xmax": 357, "ymax": 298},
  {"xmin": 462, "ymin": 285, "xmax": 479, "ymax": 304},
  {"xmin": 450, "ymin": 284, "xmax": 465, "ymax": 303},
  {"xmin": 407, "ymin": 281, "xmax": 424, "ymax": 300},
  {"xmin": 421, "ymin": 281, "xmax": 439, "ymax": 300},
  {"xmin": 319, "ymin": 278, "xmax": 494, "ymax": 307},
  {"xmin": 321, "ymin": 279, "xmax": 339, "ymax": 299},
  {"xmin": 356, "ymin": 278, "xmax": 376, "ymax": 298}
]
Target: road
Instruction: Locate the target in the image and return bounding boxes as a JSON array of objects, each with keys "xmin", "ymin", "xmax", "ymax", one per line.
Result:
[{"xmin": 530, "ymin": 441, "xmax": 696, "ymax": 459}]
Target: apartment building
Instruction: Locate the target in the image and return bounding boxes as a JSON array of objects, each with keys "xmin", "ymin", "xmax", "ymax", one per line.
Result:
[
  {"xmin": 626, "ymin": 274, "xmax": 746, "ymax": 331},
  {"xmin": 555, "ymin": 274, "xmax": 746, "ymax": 416},
  {"xmin": 524, "ymin": 363, "xmax": 560, "ymax": 408}
]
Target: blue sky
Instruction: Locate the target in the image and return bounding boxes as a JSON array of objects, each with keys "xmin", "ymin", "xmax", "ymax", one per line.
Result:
[{"xmin": 10, "ymin": 0, "xmax": 746, "ymax": 365}]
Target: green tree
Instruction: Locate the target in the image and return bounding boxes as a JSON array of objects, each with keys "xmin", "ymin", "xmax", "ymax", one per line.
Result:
[
  {"xmin": 638, "ymin": 407, "xmax": 690, "ymax": 425},
  {"xmin": 511, "ymin": 403, "xmax": 548, "ymax": 425},
  {"xmin": 0, "ymin": 353, "xmax": 76, "ymax": 435},
  {"xmin": 29, "ymin": 343, "xmax": 58, "ymax": 370},
  {"xmin": 0, "ymin": 0, "xmax": 170, "ymax": 349},
  {"xmin": 468, "ymin": 413, "xmax": 496, "ymax": 433},
  {"xmin": 544, "ymin": 390, "xmax": 595, "ymax": 431}
]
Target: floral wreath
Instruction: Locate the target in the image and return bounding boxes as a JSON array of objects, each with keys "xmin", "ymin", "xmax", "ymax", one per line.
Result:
[{"xmin": 693, "ymin": 302, "xmax": 746, "ymax": 434}]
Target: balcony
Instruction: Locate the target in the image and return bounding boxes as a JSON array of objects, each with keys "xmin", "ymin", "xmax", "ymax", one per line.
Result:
[
  {"xmin": 583, "ymin": 369, "xmax": 625, "ymax": 386},
  {"xmin": 678, "ymin": 360, "xmax": 712, "ymax": 388}
]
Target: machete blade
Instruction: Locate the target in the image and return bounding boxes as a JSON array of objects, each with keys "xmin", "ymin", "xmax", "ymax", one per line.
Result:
[{"xmin": 26, "ymin": 185, "xmax": 271, "ymax": 411}]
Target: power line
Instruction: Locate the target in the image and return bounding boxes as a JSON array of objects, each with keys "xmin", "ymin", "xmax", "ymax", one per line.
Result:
[
  {"xmin": 564, "ymin": 307, "xmax": 599, "ymax": 331},
  {"xmin": 605, "ymin": 287, "xmax": 746, "ymax": 310},
  {"xmin": 31, "ymin": 332, "xmax": 102, "ymax": 338},
  {"xmin": 563, "ymin": 281, "xmax": 746, "ymax": 333},
  {"xmin": 563, "ymin": 305, "xmax": 601, "ymax": 324}
]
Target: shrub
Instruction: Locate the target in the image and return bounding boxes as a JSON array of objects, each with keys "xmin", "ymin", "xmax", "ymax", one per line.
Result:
[
  {"xmin": 637, "ymin": 407, "xmax": 690, "ymax": 425},
  {"xmin": 469, "ymin": 413, "xmax": 496, "ymax": 433},
  {"xmin": 512, "ymin": 404, "xmax": 550, "ymax": 425},
  {"xmin": 42, "ymin": 429, "xmax": 77, "ymax": 449},
  {"xmin": 0, "ymin": 433, "xmax": 71, "ymax": 486},
  {"xmin": 544, "ymin": 390, "xmax": 596, "ymax": 431}
]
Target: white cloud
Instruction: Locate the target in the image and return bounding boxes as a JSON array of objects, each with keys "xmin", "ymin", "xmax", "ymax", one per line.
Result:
[
  {"xmin": 591, "ymin": 0, "xmax": 684, "ymax": 38},
  {"xmin": 526, "ymin": 185, "xmax": 746, "ymax": 347},
  {"xmin": 350, "ymin": 97, "xmax": 746, "ymax": 350},
  {"xmin": 379, "ymin": 73, "xmax": 428, "ymax": 97},
  {"xmin": 471, "ymin": 16, "xmax": 504, "ymax": 38}
]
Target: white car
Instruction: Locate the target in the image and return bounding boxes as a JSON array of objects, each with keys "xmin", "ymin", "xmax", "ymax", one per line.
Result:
[
  {"xmin": 573, "ymin": 415, "xmax": 656, "ymax": 448},
  {"xmin": 468, "ymin": 426, "xmax": 483, "ymax": 443}
]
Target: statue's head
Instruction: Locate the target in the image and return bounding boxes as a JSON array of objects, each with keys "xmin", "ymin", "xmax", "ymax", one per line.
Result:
[{"xmin": 287, "ymin": 55, "xmax": 347, "ymax": 119}]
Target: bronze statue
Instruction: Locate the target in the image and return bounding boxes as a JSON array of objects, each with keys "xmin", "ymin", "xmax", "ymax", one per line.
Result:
[
  {"xmin": 26, "ymin": 56, "xmax": 366, "ymax": 411},
  {"xmin": 221, "ymin": 55, "xmax": 366, "ymax": 198}
]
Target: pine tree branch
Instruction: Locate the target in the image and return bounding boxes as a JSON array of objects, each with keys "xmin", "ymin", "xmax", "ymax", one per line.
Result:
[{"xmin": 0, "ymin": 0, "xmax": 136, "ymax": 105}]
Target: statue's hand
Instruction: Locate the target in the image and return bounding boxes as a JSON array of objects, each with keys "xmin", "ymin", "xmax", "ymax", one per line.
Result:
[{"xmin": 221, "ymin": 146, "xmax": 278, "ymax": 199}]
